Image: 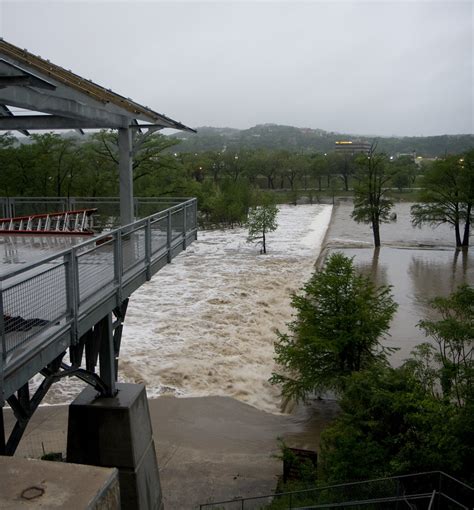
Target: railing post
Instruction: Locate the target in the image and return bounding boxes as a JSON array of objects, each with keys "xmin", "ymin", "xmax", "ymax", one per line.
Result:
[
  {"xmin": 145, "ymin": 218, "xmax": 152, "ymax": 281},
  {"xmin": 9, "ymin": 197, "xmax": 15, "ymax": 218},
  {"xmin": 0, "ymin": 283, "xmax": 5, "ymax": 407},
  {"xmin": 427, "ymin": 489, "xmax": 437, "ymax": 510},
  {"xmin": 183, "ymin": 203, "xmax": 187, "ymax": 250},
  {"xmin": 167, "ymin": 210, "xmax": 172, "ymax": 263},
  {"xmin": 65, "ymin": 249, "xmax": 79, "ymax": 345},
  {"xmin": 134, "ymin": 197, "xmax": 139, "ymax": 219},
  {"xmin": 0, "ymin": 284, "xmax": 5, "ymax": 361},
  {"xmin": 194, "ymin": 198, "xmax": 198, "ymax": 239},
  {"xmin": 114, "ymin": 231, "xmax": 123, "ymax": 305}
]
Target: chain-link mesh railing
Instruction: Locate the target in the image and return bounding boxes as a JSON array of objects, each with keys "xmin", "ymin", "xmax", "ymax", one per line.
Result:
[
  {"xmin": 150, "ymin": 216, "xmax": 168, "ymax": 255},
  {"xmin": 77, "ymin": 238, "xmax": 115, "ymax": 304},
  {"xmin": 171, "ymin": 208, "xmax": 184, "ymax": 243},
  {"xmin": 122, "ymin": 225, "xmax": 147, "ymax": 274},
  {"xmin": 2, "ymin": 263, "xmax": 67, "ymax": 356},
  {"xmin": 0, "ymin": 198, "xmax": 197, "ymax": 401}
]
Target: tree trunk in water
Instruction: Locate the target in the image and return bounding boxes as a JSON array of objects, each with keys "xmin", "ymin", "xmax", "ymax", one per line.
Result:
[
  {"xmin": 455, "ymin": 222, "xmax": 462, "ymax": 247},
  {"xmin": 343, "ymin": 175, "xmax": 349, "ymax": 192},
  {"xmin": 462, "ymin": 204, "xmax": 471, "ymax": 247},
  {"xmin": 262, "ymin": 230, "xmax": 266, "ymax": 254},
  {"xmin": 372, "ymin": 221, "xmax": 381, "ymax": 247}
]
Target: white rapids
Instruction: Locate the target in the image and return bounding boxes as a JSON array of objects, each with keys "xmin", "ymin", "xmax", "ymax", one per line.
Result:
[
  {"xmin": 40, "ymin": 204, "xmax": 332, "ymax": 412},
  {"xmin": 119, "ymin": 204, "xmax": 332, "ymax": 413}
]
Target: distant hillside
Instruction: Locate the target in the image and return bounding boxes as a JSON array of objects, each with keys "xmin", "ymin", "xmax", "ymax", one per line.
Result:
[{"xmin": 171, "ymin": 124, "xmax": 474, "ymax": 157}]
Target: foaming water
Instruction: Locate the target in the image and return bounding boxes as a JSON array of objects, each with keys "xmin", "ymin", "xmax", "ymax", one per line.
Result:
[{"xmin": 40, "ymin": 205, "xmax": 332, "ymax": 411}]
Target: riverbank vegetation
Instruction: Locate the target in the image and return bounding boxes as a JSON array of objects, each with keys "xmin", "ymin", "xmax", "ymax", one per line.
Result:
[
  {"xmin": 0, "ymin": 131, "xmax": 472, "ymax": 244},
  {"xmin": 411, "ymin": 150, "xmax": 474, "ymax": 248},
  {"xmin": 271, "ymin": 253, "xmax": 397, "ymax": 399},
  {"xmin": 272, "ymin": 258, "xmax": 473, "ymax": 487}
]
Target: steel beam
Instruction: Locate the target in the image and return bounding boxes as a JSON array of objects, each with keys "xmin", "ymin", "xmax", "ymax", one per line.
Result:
[
  {"xmin": 0, "ymin": 59, "xmax": 56, "ymax": 90},
  {"xmin": 0, "ymin": 86, "xmax": 127, "ymax": 128},
  {"xmin": 0, "ymin": 115, "xmax": 108, "ymax": 130},
  {"xmin": 0, "ymin": 75, "xmax": 55, "ymax": 89},
  {"xmin": 0, "ymin": 103, "xmax": 29, "ymax": 136},
  {"xmin": 118, "ymin": 127, "xmax": 134, "ymax": 226}
]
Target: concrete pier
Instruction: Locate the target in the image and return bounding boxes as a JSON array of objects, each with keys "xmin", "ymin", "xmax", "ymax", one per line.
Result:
[{"xmin": 67, "ymin": 383, "xmax": 162, "ymax": 510}]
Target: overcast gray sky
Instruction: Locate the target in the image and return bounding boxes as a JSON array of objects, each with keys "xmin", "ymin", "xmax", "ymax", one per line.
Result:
[{"xmin": 0, "ymin": 0, "xmax": 472, "ymax": 136}]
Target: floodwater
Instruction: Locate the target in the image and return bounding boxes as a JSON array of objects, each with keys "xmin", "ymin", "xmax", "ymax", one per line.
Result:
[
  {"xmin": 20, "ymin": 201, "xmax": 473, "ymax": 457},
  {"xmin": 325, "ymin": 201, "xmax": 474, "ymax": 364},
  {"xmin": 37, "ymin": 204, "xmax": 334, "ymax": 411},
  {"xmin": 282, "ymin": 200, "xmax": 474, "ymax": 452}
]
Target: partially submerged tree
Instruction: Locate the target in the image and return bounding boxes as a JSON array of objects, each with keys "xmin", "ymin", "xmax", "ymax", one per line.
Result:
[
  {"xmin": 411, "ymin": 151, "xmax": 474, "ymax": 248},
  {"xmin": 319, "ymin": 286, "xmax": 474, "ymax": 485},
  {"xmin": 413, "ymin": 285, "xmax": 474, "ymax": 407},
  {"xmin": 271, "ymin": 252, "xmax": 397, "ymax": 400},
  {"xmin": 351, "ymin": 144, "xmax": 395, "ymax": 247},
  {"xmin": 246, "ymin": 194, "xmax": 278, "ymax": 254}
]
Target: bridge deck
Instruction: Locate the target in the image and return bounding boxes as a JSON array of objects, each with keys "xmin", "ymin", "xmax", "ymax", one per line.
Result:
[{"xmin": 0, "ymin": 198, "xmax": 197, "ymax": 405}]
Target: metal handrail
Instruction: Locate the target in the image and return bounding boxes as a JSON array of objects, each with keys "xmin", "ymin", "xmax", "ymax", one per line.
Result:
[
  {"xmin": 0, "ymin": 197, "xmax": 198, "ymax": 404},
  {"xmin": 0, "ymin": 200, "xmax": 193, "ymax": 283},
  {"xmin": 0, "ymin": 196, "xmax": 192, "ymax": 219},
  {"xmin": 198, "ymin": 471, "xmax": 473, "ymax": 509}
]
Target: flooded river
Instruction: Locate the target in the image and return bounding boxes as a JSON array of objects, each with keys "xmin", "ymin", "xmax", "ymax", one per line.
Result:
[
  {"xmin": 325, "ymin": 200, "xmax": 474, "ymax": 364},
  {"xmin": 284, "ymin": 200, "xmax": 474, "ymax": 452}
]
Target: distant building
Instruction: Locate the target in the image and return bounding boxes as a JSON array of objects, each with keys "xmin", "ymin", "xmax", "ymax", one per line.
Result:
[
  {"xmin": 395, "ymin": 151, "xmax": 416, "ymax": 161},
  {"xmin": 334, "ymin": 140, "xmax": 371, "ymax": 155}
]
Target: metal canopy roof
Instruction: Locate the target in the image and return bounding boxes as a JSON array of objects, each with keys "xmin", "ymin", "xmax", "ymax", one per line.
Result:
[{"xmin": 0, "ymin": 38, "xmax": 195, "ymax": 133}]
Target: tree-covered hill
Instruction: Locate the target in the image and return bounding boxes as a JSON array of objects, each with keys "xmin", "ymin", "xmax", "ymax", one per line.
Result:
[{"xmin": 171, "ymin": 124, "xmax": 474, "ymax": 157}]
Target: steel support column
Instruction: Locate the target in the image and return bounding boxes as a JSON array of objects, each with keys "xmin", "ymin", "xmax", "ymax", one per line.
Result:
[
  {"xmin": 98, "ymin": 314, "xmax": 116, "ymax": 397},
  {"xmin": 118, "ymin": 127, "xmax": 134, "ymax": 226},
  {"xmin": 0, "ymin": 407, "xmax": 5, "ymax": 455}
]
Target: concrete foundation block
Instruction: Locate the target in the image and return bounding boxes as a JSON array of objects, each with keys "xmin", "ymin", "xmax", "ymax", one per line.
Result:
[
  {"xmin": 0, "ymin": 456, "xmax": 119, "ymax": 509},
  {"xmin": 67, "ymin": 383, "xmax": 162, "ymax": 510}
]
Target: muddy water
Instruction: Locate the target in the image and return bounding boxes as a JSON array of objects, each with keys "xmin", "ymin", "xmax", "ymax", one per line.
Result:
[
  {"xmin": 326, "ymin": 201, "xmax": 474, "ymax": 363},
  {"xmin": 31, "ymin": 201, "xmax": 472, "ymax": 458},
  {"xmin": 283, "ymin": 201, "xmax": 473, "ymax": 451}
]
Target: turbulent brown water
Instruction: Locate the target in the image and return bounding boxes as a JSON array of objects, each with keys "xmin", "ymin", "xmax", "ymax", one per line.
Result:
[{"xmin": 23, "ymin": 199, "xmax": 473, "ymax": 463}]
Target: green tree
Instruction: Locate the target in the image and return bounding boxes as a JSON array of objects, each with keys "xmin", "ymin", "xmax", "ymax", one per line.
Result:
[
  {"xmin": 319, "ymin": 365, "xmax": 470, "ymax": 483},
  {"xmin": 332, "ymin": 152, "xmax": 356, "ymax": 191},
  {"xmin": 271, "ymin": 253, "xmax": 397, "ymax": 400},
  {"xmin": 309, "ymin": 153, "xmax": 329, "ymax": 192},
  {"xmin": 0, "ymin": 133, "xmax": 16, "ymax": 196},
  {"xmin": 414, "ymin": 285, "xmax": 473, "ymax": 407},
  {"xmin": 351, "ymin": 144, "xmax": 395, "ymax": 247},
  {"xmin": 90, "ymin": 129, "xmax": 180, "ymax": 184},
  {"xmin": 318, "ymin": 286, "xmax": 474, "ymax": 486},
  {"xmin": 246, "ymin": 194, "xmax": 278, "ymax": 254},
  {"xmin": 390, "ymin": 155, "xmax": 418, "ymax": 192},
  {"xmin": 411, "ymin": 151, "xmax": 474, "ymax": 248}
]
